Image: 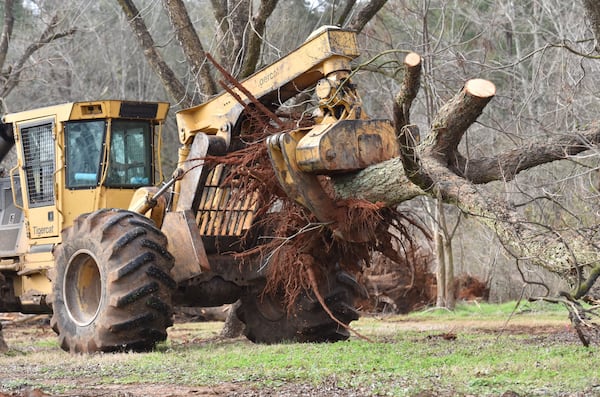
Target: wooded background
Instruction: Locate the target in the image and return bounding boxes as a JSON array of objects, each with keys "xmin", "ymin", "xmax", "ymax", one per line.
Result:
[{"xmin": 1, "ymin": 0, "xmax": 600, "ymax": 311}]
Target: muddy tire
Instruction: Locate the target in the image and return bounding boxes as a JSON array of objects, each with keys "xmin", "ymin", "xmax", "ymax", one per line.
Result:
[
  {"xmin": 236, "ymin": 269, "xmax": 361, "ymax": 343},
  {"xmin": 51, "ymin": 209, "xmax": 175, "ymax": 353}
]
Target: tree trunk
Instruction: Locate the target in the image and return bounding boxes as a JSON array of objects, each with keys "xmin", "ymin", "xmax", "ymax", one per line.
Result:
[
  {"xmin": 0, "ymin": 0, "xmax": 14, "ymax": 73},
  {"xmin": 162, "ymin": 0, "xmax": 217, "ymax": 99},
  {"xmin": 220, "ymin": 301, "xmax": 244, "ymax": 338},
  {"xmin": 332, "ymin": 73, "xmax": 600, "ymax": 311},
  {"xmin": 434, "ymin": 198, "xmax": 446, "ymax": 308},
  {"xmin": 444, "ymin": 227, "xmax": 456, "ymax": 310},
  {"xmin": 0, "ymin": 322, "xmax": 7, "ymax": 353},
  {"xmin": 347, "ymin": 0, "xmax": 389, "ymax": 33},
  {"xmin": 116, "ymin": 0, "xmax": 193, "ymax": 107},
  {"xmin": 239, "ymin": 0, "xmax": 279, "ymax": 78}
]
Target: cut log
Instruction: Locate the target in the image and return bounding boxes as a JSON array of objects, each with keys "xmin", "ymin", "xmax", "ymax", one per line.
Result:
[
  {"xmin": 394, "ymin": 52, "xmax": 422, "ymax": 130},
  {"xmin": 427, "ymin": 78, "xmax": 496, "ymax": 163}
]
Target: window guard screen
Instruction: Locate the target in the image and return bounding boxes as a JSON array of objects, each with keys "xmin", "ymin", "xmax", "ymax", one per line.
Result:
[{"xmin": 21, "ymin": 122, "xmax": 55, "ymax": 207}]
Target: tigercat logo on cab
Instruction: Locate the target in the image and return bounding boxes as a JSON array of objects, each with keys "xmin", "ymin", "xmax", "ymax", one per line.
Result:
[{"xmin": 33, "ymin": 225, "xmax": 54, "ymax": 236}]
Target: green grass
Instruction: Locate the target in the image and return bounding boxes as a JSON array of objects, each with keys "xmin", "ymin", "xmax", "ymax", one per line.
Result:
[
  {"xmin": 0, "ymin": 303, "xmax": 597, "ymax": 396},
  {"xmin": 408, "ymin": 300, "xmax": 569, "ymax": 319}
]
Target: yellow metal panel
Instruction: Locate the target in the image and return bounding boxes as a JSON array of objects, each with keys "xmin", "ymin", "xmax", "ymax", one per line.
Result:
[
  {"xmin": 3, "ymin": 103, "xmax": 74, "ymax": 124},
  {"xmin": 27, "ymin": 207, "xmax": 59, "ymax": 238},
  {"xmin": 295, "ymin": 119, "xmax": 400, "ymax": 173},
  {"xmin": 17, "ymin": 250, "xmax": 53, "ymax": 295},
  {"xmin": 19, "ymin": 273, "xmax": 52, "ymax": 297},
  {"xmin": 4, "ymin": 100, "xmax": 169, "ymax": 124},
  {"xmin": 60, "ymin": 187, "xmax": 139, "ymax": 229}
]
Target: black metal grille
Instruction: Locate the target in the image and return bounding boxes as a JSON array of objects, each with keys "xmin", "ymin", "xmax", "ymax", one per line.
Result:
[
  {"xmin": 21, "ymin": 122, "xmax": 55, "ymax": 207},
  {"xmin": 119, "ymin": 102, "xmax": 158, "ymax": 119}
]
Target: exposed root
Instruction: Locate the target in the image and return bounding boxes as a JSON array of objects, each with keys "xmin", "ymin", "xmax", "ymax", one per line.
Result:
[{"xmin": 200, "ymin": 61, "xmax": 429, "ymax": 313}]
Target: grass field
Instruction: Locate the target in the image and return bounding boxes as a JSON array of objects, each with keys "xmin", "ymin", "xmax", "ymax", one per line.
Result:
[{"xmin": 0, "ymin": 301, "xmax": 598, "ymax": 396}]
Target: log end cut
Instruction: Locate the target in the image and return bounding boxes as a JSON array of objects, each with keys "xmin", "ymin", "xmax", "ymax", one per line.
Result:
[
  {"xmin": 465, "ymin": 79, "xmax": 496, "ymax": 98},
  {"xmin": 404, "ymin": 52, "xmax": 421, "ymax": 67}
]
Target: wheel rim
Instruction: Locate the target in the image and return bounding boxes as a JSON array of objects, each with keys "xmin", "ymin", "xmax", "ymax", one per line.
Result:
[{"xmin": 64, "ymin": 250, "xmax": 102, "ymax": 326}]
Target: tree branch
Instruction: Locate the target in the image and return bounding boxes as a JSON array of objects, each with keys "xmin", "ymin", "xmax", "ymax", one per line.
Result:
[
  {"xmin": 0, "ymin": 14, "xmax": 76, "ymax": 98},
  {"xmin": 240, "ymin": 0, "xmax": 278, "ymax": 78},
  {"xmin": 393, "ymin": 52, "xmax": 421, "ymax": 130},
  {"xmin": 162, "ymin": 0, "xmax": 217, "ymax": 99},
  {"xmin": 347, "ymin": 0, "xmax": 388, "ymax": 33},
  {"xmin": 116, "ymin": 0, "xmax": 192, "ymax": 107},
  {"xmin": 424, "ymin": 79, "xmax": 496, "ymax": 165},
  {"xmin": 452, "ymin": 121, "xmax": 600, "ymax": 183},
  {"xmin": 336, "ymin": 0, "xmax": 357, "ymax": 27},
  {"xmin": 0, "ymin": 0, "xmax": 14, "ymax": 74},
  {"xmin": 394, "ymin": 53, "xmax": 422, "ymax": 180}
]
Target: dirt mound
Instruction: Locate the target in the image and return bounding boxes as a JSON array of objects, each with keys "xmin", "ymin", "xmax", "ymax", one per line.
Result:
[{"xmin": 358, "ymin": 247, "xmax": 490, "ymax": 314}]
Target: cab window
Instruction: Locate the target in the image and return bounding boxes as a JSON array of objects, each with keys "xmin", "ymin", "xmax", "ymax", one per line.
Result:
[
  {"xmin": 65, "ymin": 120, "xmax": 105, "ymax": 189},
  {"xmin": 105, "ymin": 120, "xmax": 152, "ymax": 188}
]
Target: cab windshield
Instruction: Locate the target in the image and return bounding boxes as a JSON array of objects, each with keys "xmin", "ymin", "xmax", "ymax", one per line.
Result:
[{"xmin": 65, "ymin": 119, "xmax": 153, "ymax": 189}]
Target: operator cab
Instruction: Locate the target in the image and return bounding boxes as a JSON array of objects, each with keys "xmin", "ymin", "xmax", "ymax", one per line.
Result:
[{"xmin": 3, "ymin": 100, "xmax": 169, "ymax": 233}]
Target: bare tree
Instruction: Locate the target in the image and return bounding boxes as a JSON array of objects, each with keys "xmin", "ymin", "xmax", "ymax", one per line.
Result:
[{"xmin": 0, "ymin": 4, "xmax": 76, "ymax": 101}]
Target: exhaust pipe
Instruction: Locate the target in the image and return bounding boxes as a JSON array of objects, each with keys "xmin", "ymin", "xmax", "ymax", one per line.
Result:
[{"xmin": 0, "ymin": 121, "xmax": 14, "ymax": 164}]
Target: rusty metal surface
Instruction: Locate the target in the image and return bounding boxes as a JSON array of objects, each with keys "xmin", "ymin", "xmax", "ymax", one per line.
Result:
[{"xmin": 196, "ymin": 164, "xmax": 259, "ymax": 237}]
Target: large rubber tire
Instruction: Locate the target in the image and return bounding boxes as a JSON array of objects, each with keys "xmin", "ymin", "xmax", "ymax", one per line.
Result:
[
  {"xmin": 51, "ymin": 209, "xmax": 175, "ymax": 353},
  {"xmin": 236, "ymin": 269, "xmax": 361, "ymax": 343}
]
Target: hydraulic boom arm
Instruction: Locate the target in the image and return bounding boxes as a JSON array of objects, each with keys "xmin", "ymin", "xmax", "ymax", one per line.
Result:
[{"xmin": 175, "ymin": 27, "xmax": 360, "ymax": 147}]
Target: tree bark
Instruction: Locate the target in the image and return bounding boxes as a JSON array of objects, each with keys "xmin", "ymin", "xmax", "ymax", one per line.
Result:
[
  {"xmin": 452, "ymin": 122, "xmax": 600, "ymax": 183},
  {"xmin": 425, "ymin": 79, "xmax": 496, "ymax": 165},
  {"xmin": 239, "ymin": 0, "xmax": 278, "ymax": 78},
  {"xmin": 220, "ymin": 301, "xmax": 244, "ymax": 338},
  {"xmin": 393, "ymin": 52, "xmax": 421, "ymax": 130},
  {"xmin": 336, "ymin": 0, "xmax": 357, "ymax": 27},
  {"xmin": 0, "ymin": 322, "xmax": 7, "ymax": 353},
  {"xmin": 583, "ymin": 0, "xmax": 600, "ymax": 52},
  {"xmin": 333, "ymin": 157, "xmax": 424, "ymax": 205},
  {"xmin": 394, "ymin": 53, "xmax": 422, "ymax": 181},
  {"xmin": 116, "ymin": 0, "xmax": 192, "ymax": 107},
  {"xmin": 0, "ymin": 0, "xmax": 14, "ymax": 74},
  {"xmin": 434, "ymin": 198, "xmax": 446, "ymax": 307},
  {"xmin": 162, "ymin": 0, "xmax": 217, "ymax": 99},
  {"xmin": 347, "ymin": 0, "xmax": 388, "ymax": 33},
  {"xmin": 209, "ymin": 0, "xmax": 231, "ymax": 69}
]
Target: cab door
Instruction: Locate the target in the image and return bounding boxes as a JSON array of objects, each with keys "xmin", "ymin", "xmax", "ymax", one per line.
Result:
[{"xmin": 17, "ymin": 119, "xmax": 60, "ymax": 239}]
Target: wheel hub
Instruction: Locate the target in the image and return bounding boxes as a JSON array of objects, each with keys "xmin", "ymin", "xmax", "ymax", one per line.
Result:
[{"xmin": 63, "ymin": 250, "xmax": 102, "ymax": 326}]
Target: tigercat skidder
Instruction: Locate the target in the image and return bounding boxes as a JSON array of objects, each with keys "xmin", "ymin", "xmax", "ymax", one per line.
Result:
[{"xmin": 0, "ymin": 27, "xmax": 399, "ymax": 352}]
